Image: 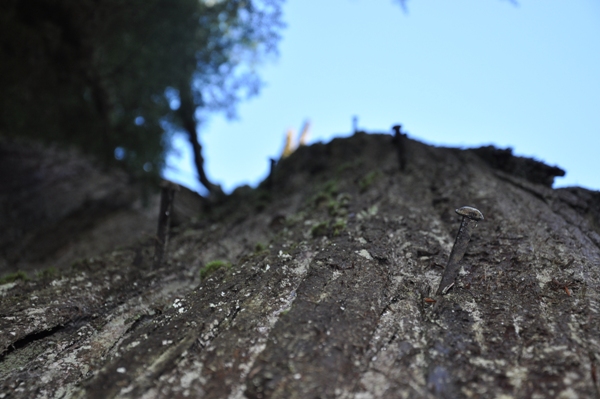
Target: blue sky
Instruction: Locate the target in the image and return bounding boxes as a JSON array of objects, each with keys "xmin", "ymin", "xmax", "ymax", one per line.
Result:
[{"xmin": 164, "ymin": 0, "xmax": 600, "ymax": 194}]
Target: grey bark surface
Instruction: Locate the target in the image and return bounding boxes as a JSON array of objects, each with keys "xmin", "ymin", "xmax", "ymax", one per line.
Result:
[
  {"xmin": 1, "ymin": 133, "xmax": 600, "ymax": 399},
  {"xmin": 0, "ymin": 138, "xmax": 159, "ymax": 275}
]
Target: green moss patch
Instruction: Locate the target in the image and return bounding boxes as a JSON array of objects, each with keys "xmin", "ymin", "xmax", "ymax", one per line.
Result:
[
  {"xmin": 255, "ymin": 242, "xmax": 267, "ymax": 253},
  {"xmin": 358, "ymin": 170, "xmax": 382, "ymax": 193},
  {"xmin": 310, "ymin": 222, "xmax": 329, "ymax": 238},
  {"xmin": 200, "ymin": 260, "xmax": 231, "ymax": 280},
  {"xmin": 37, "ymin": 267, "xmax": 58, "ymax": 280},
  {"xmin": 0, "ymin": 271, "xmax": 28, "ymax": 285},
  {"xmin": 331, "ymin": 219, "xmax": 347, "ymax": 236}
]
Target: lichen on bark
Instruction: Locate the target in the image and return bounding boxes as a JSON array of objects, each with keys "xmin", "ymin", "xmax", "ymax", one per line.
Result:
[{"xmin": 1, "ymin": 133, "xmax": 599, "ymax": 398}]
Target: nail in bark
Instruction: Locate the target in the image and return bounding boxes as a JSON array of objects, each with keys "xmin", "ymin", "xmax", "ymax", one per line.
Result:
[
  {"xmin": 436, "ymin": 206, "xmax": 484, "ymax": 295},
  {"xmin": 391, "ymin": 124, "xmax": 407, "ymax": 171},
  {"xmin": 153, "ymin": 180, "xmax": 180, "ymax": 268},
  {"xmin": 266, "ymin": 157, "xmax": 277, "ymax": 189}
]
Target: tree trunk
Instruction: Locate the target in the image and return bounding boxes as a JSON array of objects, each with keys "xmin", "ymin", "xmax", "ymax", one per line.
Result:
[
  {"xmin": 177, "ymin": 84, "xmax": 223, "ymax": 198},
  {"xmin": 1, "ymin": 133, "xmax": 599, "ymax": 399}
]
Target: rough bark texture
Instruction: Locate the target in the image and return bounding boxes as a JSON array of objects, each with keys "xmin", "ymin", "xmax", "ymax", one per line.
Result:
[
  {"xmin": 1, "ymin": 133, "xmax": 600, "ymax": 399},
  {"xmin": 0, "ymin": 138, "xmax": 159, "ymax": 275}
]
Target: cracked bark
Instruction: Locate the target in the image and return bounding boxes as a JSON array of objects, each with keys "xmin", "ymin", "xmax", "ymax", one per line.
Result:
[{"xmin": 1, "ymin": 133, "xmax": 599, "ymax": 399}]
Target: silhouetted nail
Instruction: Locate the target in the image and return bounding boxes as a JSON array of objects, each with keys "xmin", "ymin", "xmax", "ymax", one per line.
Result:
[
  {"xmin": 153, "ymin": 180, "xmax": 180, "ymax": 268},
  {"xmin": 266, "ymin": 157, "xmax": 277, "ymax": 189},
  {"xmin": 391, "ymin": 124, "xmax": 407, "ymax": 171},
  {"xmin": 436, "ymin": 206, "xmax": 484, "ymax": 295}
]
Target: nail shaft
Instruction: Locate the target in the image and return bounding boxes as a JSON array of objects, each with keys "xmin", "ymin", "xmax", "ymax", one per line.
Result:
[
  {"xmin": 266, "ymin": 157, "xmax": 277, "ymax": 189},
  {"xmin": 436, "ymin": 206, "xmax": 483, "ymax": 295},
  {"xmin": 153, "ymin": 181, "xmax": 180, "ymax": 268},
  {"xmin": 391, "ymin": 124, "xmax": 407, "ymax": 171}
]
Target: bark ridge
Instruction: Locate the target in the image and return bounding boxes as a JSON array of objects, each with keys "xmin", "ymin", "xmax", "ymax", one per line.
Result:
[{"xmin": 1, "ymin": 133, "xmax": 599, "ymax": 399}]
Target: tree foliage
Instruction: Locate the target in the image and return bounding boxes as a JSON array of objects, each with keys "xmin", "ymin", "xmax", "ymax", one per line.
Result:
[{"xmin": 0, "ymin": 0, "xmax": 283, "ymax": 185}]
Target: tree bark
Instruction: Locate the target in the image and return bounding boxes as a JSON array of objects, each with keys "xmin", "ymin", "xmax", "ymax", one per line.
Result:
[{"xmin": 1, "ymin": 133, "xmax": 599, "ymax": 399}]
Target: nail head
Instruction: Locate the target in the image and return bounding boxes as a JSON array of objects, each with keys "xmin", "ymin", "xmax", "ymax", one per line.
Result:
[{"xmin": 455, "ymin": 206, "xmax": 484, "ymax": 221}]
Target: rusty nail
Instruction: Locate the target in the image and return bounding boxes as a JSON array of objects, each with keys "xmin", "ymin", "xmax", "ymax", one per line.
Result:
[
  {"xmin": 436, "ymin": 206, "xmax": 484, "ymax": 295},
  {"xmin": 391, "ymin": 124, "xmax": 407, "ymax": 171},
  {"xmin": 153, "ymin": 180, "xmax": 180, "ymax": 268}
]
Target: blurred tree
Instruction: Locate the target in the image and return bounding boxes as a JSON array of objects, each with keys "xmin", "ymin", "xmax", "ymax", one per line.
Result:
[
  {"xmin": 394, "ymin": 0, "xmax": 408, "ymax": 12},
  {"xmin": 0, "ymin": 0, "xmax": 283, "ymax": 194}
]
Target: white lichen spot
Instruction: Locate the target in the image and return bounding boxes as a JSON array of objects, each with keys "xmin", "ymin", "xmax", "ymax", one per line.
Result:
[
  {"xmin": 356, "ymin": 249, "xmax": 374, "ymax": 261},
  {"xmin": 536, "ymin": 268, "xmax": 553, "ymax": 289},
  {"xmin": 462, "ymin": 300, "xmax": 486, "ymax": 351},
  {"xmin": 116, "ymin": 367, "xmax": 126, "ymax": 373},
  {"xmin": 543, "ymin": 345, "xmax": 568, "ymax": 353},
  {"xmin": 0, "ymin": 282, "xmax": 18, "ymax": 294},
  {"xmin": 506, "ymin": 366, "xmax": 528, "ymax": 389},
  {"xmin": 469, "ymin": 357, "xmax": 506, "ymax": 369},
  {"xmin": 557, "ymin": 388, "xmax": 579, "ymax": 399},
  {"xmin": 119, "ymin": 384, "xmax": 135, "ymax": 395},
  {"xmin": 50, "ymin": 278, "xmax": 67, "ymax": 287},
  {"xmin": 180, "ymin": 361, "xmax": 204, "ymax": 389},
  {"xmin": 568, "ymin": 318, "xmax": 586, "ymax": 346},
  {"xmin": 513, "ymin": 316, "xmax": 522, "ymax": 337},
  {"xmin": 563, "ymin": 371, "xmax": 580, "ymax": 385},
  {"xmin": 421, "ymin": 230, "xmax": 452, "ymax": 252}
]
